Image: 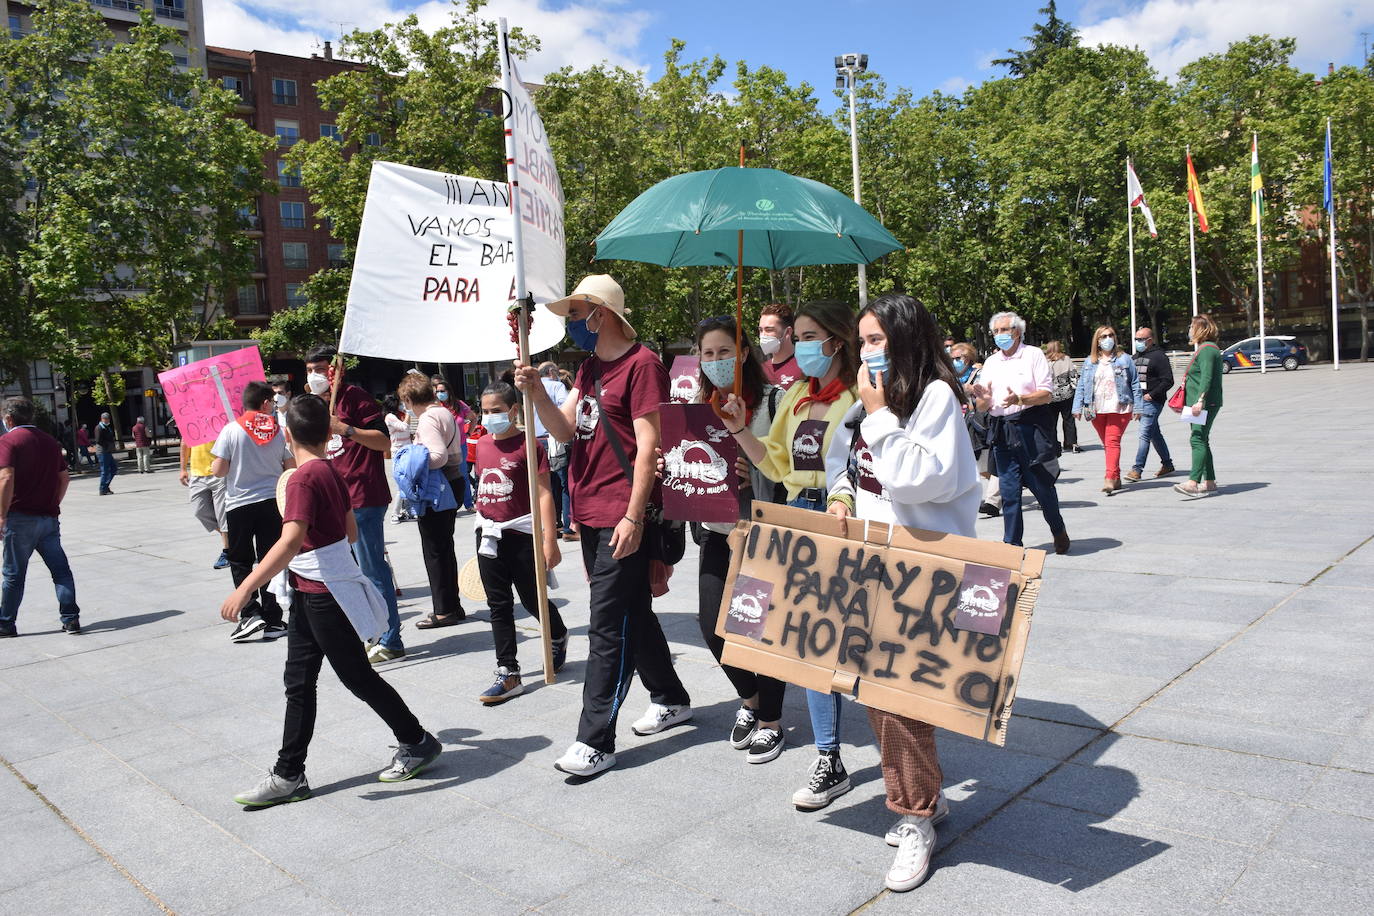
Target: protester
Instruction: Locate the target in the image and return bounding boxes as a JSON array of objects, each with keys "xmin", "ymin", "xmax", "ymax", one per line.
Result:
[
  {"xmin": 397, "ymin": 373, "xmax": 468, "ymax": 634},
  {"xmin": 1072, "ymin": 326, "xmax": 1142, "ymax": 496},
  {"xmin": 472, "ymin": 381, "xmax": 567, "ymax": 704},
  {"xmin": 535, "ymin": 362, "xmax": 573, "ymax": 539},
  {"xmin": 953, "ymin": 342, "xmax": 1000, "ymax": 518},
  {"xmin": 222, "ymin": 394, "xmax": 441, "ymax": 808},
  {"xmin": 758, "ymin": 302, "xmax": 803, "ymax": 389},
  {"xmin": 132, "ymin": 415, "xmax": 153, "ymax": 473},
  {"xmin": 1128, "ymin": 326, "xmax": 1175, "ymax": 481},
  {"xmin": 1175, "ymin": 313, "xmax": 1224, "ymax": 499},
  {"xmin": 516, "ymin": 273, "xmax": 692, "ymax": 778},
  {"xmin": 971, "ymin": 312, "xmax": 1070, "ymax": 554},
  {"xmin": 825, "ymin": 294, "xmax": 979, "ymax": 892},
  {"xmin": 723, "ymin": 299, "xmax": 859, "ymax": 808},
  {"xmin": 694, "ymin": 317, "xmax": 789, "ymax": 763},
  {"xmin": 75, "ymin": 424, "xmax": 94, "ymax": 468},
  {"xmin": 271, "ymin": 377, "xmax": 292, "ymax": 429},
  {"xmin": 382, "ymin": 394, "xmax": 412, "ymax": 524},
  {"xmin": 303, "ymin": 347, "xmax": 405, "ymax": 663},
  {"xmin": 180, "ymin": 442, "xmax": 231, "ymax": 569},
  {"xmin": 95, "ymin": 412, "xmax": 117, "ymax": 495},
  {"xmin": 0, "ymin": 397, "xmax": 81, "ymax": 637},
  {"xmin": 943, "ymin": 336, "xmax": 956, "ymax": 353},
  {"xmin": 212, "ymin": 381, "xmax": 294, "ymax": 641},
  {"xmin": 1043, "ymin": 341, "xmax": 1079, "ymax": 454}
]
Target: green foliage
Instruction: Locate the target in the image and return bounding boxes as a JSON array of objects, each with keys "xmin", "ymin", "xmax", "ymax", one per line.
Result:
[{"xmin": 992, "ymin": 1, "xmax": 1080, "ymax": 77}]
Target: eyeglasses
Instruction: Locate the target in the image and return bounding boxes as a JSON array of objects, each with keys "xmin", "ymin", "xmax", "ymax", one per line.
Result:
[{"xmin": 696, "ymin": 315, "xmax": 733, "ymax": 328}]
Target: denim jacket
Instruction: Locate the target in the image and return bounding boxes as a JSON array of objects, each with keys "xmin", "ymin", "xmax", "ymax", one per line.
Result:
[{"xmin": 1072, "ymin": 354, "xmax": 1143, "ymax": 416}]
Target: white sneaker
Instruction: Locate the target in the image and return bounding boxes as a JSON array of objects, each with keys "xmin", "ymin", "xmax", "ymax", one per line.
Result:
[
  {"xmin": 885, "ymin": 817, "xmax": 935, "ymax": 892},
  {"xmin": 554, "ymin": 741, "xmax": 616, "ymax": 777},
  {"xmin": 885, "ymin": 792, "xmax": 949, "ymax": 846},
  {"xmin": 630, "ymin": 703, "xmax": 693, "ymax": 736}
]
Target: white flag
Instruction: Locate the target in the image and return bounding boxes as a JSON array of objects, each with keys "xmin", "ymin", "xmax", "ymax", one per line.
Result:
[
  {"xmin": 1126, "ymin": 160, "xmax": 1158, "ymax": 238},
  {"xmin": 340, "ymin": 161, "xmax": 566, "ymax": 362},
  {"xmin": 505, "ymin": 55, "xmax": 566, "ymax": 306}
]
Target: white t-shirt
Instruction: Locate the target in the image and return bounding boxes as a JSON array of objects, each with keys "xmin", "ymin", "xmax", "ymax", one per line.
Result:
[{"xmin": 211, "ymin": 421, "xmax": 291, "ymax": 512}]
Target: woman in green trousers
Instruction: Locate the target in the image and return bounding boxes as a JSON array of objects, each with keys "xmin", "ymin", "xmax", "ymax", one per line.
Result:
[{"xmin": 1175, "ymin": 313, "xmax": 1223, "ymax": 498}]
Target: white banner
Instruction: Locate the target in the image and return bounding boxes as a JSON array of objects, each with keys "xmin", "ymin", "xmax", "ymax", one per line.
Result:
[
  {"xmin": 340, "ymin": 161, "xmax": 565, "ymax": 363},
  {"xmin": 505, "ymin": 56, "xmax": 565, "ymax": 303}
]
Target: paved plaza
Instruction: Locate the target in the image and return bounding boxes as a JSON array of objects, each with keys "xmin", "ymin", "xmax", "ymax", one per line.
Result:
[{"xmin": 2, "ymin": 363, "xmax": 1372, "ymax": 915}]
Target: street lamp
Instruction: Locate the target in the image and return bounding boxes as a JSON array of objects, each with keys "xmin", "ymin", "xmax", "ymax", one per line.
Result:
[{"xmin": 835, "ymin": 52, "xmax": 869, "ymax": 307}]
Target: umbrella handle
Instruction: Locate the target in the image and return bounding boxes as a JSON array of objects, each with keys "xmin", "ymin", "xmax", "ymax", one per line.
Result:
[{"xmin": 707, "ymin": 389, "xmax": 731, "ymax": 422}]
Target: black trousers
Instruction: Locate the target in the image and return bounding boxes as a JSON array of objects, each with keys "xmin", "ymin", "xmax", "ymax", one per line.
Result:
[
  {"xmin": 1052, "ymin": 399, "xmax": 1077, "ymax": 450},
  {"xmin": 698, "ymin": 530, "xmax": 786, "ymax": 721},
  {"xmin": 475, "ymin": 529, "xmax": 567, "ymax": 671},
  {"xmin": 417, "ymin": 504, "xmax": 462, "ymax": 618},
  {"xmin": 274, "ymin": 590, "xmax": 424, "ymax": 779},
  {"xmin": 576, "ymin": 525, "xmax": 690, "ymax": 753},
  {"xmin": 226, "ymin": 498, "xmax": 284, "ymax": 626}
]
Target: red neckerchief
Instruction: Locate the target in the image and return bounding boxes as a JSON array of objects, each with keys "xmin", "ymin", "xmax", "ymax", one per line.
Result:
[
  {"xmin": 236, "ymin": 410, "xmax": 279, "ymax": 446},
  {"xmin": 792, "ymin": 376, "xmax": 848, "ymax": 416}
]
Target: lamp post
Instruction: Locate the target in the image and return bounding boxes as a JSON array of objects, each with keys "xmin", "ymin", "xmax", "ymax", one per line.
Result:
[{"xmin": 835, "ymin": 52, "xmax": 869, "ymax": 307}]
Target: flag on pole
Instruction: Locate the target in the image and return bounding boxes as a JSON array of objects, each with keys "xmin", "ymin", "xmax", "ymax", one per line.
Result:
[
  {"xmin": 1250, "ymin": 135, "xmax": 1265, "ymax": 224},
  {"xmin": 1186, "ymin": 153, "xmax": 1210, "ymax": 232},
  {"xmin": 1324, "ymin": 121, "xmax": 1334, "ymax": 213},
  {"xmin": 1126, "ymin": 160, "xmax": 1158, "ymax": 238}
]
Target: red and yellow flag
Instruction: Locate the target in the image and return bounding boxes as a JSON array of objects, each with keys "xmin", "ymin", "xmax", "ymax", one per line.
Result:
[{"xmin": 1186, "ymin": 153, "xmax": 1209, "ymax": 233}]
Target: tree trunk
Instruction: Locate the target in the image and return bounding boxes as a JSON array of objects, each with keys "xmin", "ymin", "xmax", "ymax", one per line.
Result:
[
  {"xmin": 1360, "ymin": 304, "xmax": 1370, "ymax": 362},
  {"xmin": 783, "ymin": 267, "xmax": 794, "ymax": 305}
]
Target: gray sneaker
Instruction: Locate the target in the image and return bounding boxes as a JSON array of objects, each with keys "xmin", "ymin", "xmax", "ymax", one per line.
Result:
[
  {"xmin": 233, "ymin": 771, "xmax": 311, "ymax": 808},
  {"xmin": 379, "ymin": 731, "xmax": 441, "ymax": 782}
]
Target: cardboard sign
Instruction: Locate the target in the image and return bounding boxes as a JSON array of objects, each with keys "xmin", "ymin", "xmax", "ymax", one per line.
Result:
[
  {"xmin": 791, "ymin": 419, "xmax": 828, "ymax": 471},
  {"xmin": 157, "ymin": 346, "xmax": 266, "ymax": 447},
  {"xmin": 660, "ymin": 403, "xmax": 739, "ymax": 524},
  {"xmin": 668, "ymin": 356, "xmax": 701, "ymax": 404},
  {"xmin": 717, "ymin": 503, "xmax": 1044, "ymax": 745}
]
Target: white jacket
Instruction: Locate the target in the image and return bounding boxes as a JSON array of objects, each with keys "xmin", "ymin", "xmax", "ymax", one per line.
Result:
[{"xmin": 268, "ymin": 539, "xmax": 389, "ymax": 643}]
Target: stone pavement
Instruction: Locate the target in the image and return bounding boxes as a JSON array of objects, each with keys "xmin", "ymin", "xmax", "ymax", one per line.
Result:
[{"xmin": 2, "ymin": 363, "xmax": 1372, "ymax": 915}]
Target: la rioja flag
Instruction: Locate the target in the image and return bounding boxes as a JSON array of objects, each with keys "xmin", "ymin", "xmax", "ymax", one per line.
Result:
[{"xmin": 1126, "ymin": 159, "xmax": 1158, "ymax": 238}]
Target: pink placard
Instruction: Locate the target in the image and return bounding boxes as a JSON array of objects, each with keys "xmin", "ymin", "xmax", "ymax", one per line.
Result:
[{"xmin": 158, "ymin": 346, "xmax": 267, "ymax": 446}]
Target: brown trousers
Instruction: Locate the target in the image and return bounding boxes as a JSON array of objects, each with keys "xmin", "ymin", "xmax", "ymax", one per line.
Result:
[{"xmin": 867, "ymin": 707, "xmax": 943, "ymax": 817}]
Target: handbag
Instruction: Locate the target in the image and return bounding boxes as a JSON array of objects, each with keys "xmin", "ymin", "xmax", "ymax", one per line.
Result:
[{"xmin": 1168, "ymin": 343, "xmax": 1215, "ymax": 413}]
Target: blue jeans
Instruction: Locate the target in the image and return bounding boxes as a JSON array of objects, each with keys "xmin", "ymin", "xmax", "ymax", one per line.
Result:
[
  {"xmin": 787, "ymin": 493, "xmax": 843, "ymax": 752},
  {"xmin": 557, "ymin": 467, "xmax": 571, "ymax": 530},
  {"xmin": 352, "ymin": 505, "xmax": 402, "ymax": 650},
  {"xmin": 1, "ymin": 513, "xmax": 79, "ymax": 628},
  {"xmin": 993, "ymin": 437, "xmax": 1065, "ymax": 547},
  {"xmin": 98, "ymin": 451, "xmax": 118, "ymax": 491},
  {"xmin": 1132, "ymin": 400, "xmax": 1172, "ymax": 473}
]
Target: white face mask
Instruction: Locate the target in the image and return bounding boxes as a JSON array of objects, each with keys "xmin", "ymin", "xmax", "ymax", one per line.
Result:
[
  {"xmin": 759, "ymin": 334, "xmax": 782, "ymax": 356},
  {"xmin": 273, "ymin": 393, "xmax": 288, "ymax": 408},
  {"xmin": 306, "ymin": 372, "xmax": 329, "ymax": 395}
]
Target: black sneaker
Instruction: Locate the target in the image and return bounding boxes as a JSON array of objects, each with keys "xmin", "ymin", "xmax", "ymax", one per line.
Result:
[
  {"xmin": 379, "ymin": 731, "xmax": 441, "ymax": 782},
  {"xmin": 729, "ymin": 706, "xmax": 759, "ymax": 749},
  {"xmin": 552, "ymin": 635, "xmax": 568, "ymax": 672},
  {"xmin": 260, "ymin": 623, "xmax": 288, "ymax": 640},
  {"xmin": 230, "ymin": 615, "xmax": 267, "ymax": 642},
  {"xmin": 747, "ymin": 727, "xmax": 784, "ymax": 764},
  {"xmin": 791, "ymin": 751, "xmax": 852, "ymax": 809},
  {"xmin": 978, "ymin": 502, "xmax": 1000, "ymax": 518},
  {"xmin": 61, "ymin": 620, "xmax": 82, "ymax": 635},
  {"xmin": 0, "ymin": 626, "xmax": 17, "ymax": 638}
]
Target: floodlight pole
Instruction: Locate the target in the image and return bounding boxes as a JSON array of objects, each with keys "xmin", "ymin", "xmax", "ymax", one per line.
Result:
[{"xmin": 838, "ymin": 54, "xmax": 868, "ymax": 308}]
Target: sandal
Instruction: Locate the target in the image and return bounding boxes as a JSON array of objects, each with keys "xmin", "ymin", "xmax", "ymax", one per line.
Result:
[{"xmin": 415, "ymin": 611, "xmax": 466, "ymax": 629}]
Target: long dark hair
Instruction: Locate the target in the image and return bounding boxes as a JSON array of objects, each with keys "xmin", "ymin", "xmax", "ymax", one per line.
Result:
[
  {"xmin": 695, "ymin": 316, "xmax": 767, "ymax": 408},
  {"xmin": 862, "ymin": 294, "xmax": 967, "ymax": 423}
]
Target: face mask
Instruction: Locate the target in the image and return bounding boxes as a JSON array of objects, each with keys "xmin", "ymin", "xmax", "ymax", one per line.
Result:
[
  {"xmin": 1099, "ymin": 337, "xmax": 1115, "ymax": 352},
  {"xmin": 306, "ymin": 372, "xmax": 329, "ymax": 395},
  {"xmin": 860, "ymin": 347, "xmax": 888, "ymax": 377},
  {"xmin": 758, "ymin": 334, "xmax": 782, "ymax": 357},
  {"xmin": 483, "ymin": 412, "xmax": 512, "ymax": 435},
  {"xmin": 944, "ymin": 346, "xmax": 952, "ymax": 354},
  {"xmin": 701, "ymin": 357, "xmax": 737, "ymax": 389},
  {"xmin": 273, "ymin": 393, "xmax": 287, "ymax": 408},
  {"xmin": 953, "ymin": 358, "xmax": 966, "ymax": 373},
  {"xmin": 794, "ymin": 338, "xmax": 834, "ymax": 379},
  {"xmin": 437, "ymin": 390, "xmax": 449, "ymax": 402},
  {"xmin": 1134, "ymin": 340, "xmax": 1148, "ymax": 353},
  {"xmin": 566, "ymin": 318, "xmax": 599, "ymax": 352}
]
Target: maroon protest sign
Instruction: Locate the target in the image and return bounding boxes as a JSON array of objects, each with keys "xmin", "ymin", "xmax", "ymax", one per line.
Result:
[
  {"xmin": 668, "ymin": 356, "xmax": 700, "ymax": 404},
  {"xmin": 660, "ymin": 403, "xmax": 738, "ymax": 524}
]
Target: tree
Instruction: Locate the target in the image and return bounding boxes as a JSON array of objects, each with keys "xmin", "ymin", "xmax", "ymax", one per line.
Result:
[{"xmin": 992, "ymin": 1, "xmax": 1080, "ymax": 77}]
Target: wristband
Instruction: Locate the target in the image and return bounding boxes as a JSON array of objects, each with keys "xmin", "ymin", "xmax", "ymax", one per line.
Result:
[
  {"xmin": 727, "ymin": 423, "xmax": 745, "ymax": 435},
  {"xmin": 623, "ymin": 516, "xmax": 644, "ymax": 528}
]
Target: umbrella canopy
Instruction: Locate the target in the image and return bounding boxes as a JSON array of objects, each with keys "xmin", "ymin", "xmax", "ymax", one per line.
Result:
[{"xmin": 594, "ymin": 167, "xmax": 902, "ymax": 268}]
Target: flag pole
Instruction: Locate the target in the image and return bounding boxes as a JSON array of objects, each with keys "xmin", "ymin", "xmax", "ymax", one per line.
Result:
[
  {"xmin": 1328, "ymin": 118, "xmax": 1340, "ymax": 372},
  {"xmin": 1254, "ymin": 133, "xmax": 1266, "ymax": 375},
  {"xmin": 1186, "ymin": 146, "xmax": 1199, "ymax": 318},
  {"xmin": 499, "ymin": 17, "xmax": 555, "ymax": 684},
  {"xmin": 1127, "ymin": 157, "xmax": 1138, "ymax": 347}
]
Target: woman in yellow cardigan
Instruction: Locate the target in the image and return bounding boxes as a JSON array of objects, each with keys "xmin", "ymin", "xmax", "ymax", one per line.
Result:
[{"xmin": 722, "ymin": 298, "xmax": 858, "ymax": 812}]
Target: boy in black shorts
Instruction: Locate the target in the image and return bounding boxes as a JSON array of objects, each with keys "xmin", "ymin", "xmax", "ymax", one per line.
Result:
[{"xmin": 220, "ymin": 394, "xmax": 441, "ymax": 807}]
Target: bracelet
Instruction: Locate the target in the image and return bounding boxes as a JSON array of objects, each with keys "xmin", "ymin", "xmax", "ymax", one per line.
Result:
[
  {"xmin": 623, "ymin": 516, "xmax": 644, "ymax": 528},
  {"xmin": 727, "ymin": 423, "xmax": 745, "ymax": 435}
]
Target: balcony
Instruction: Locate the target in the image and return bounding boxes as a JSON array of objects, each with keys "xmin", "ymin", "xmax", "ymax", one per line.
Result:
[
  {"xmin": 154, "ymin": 4, "xmax": 187, "ymax": 21},
  {"xmin": 238, "ymin": 213, "xmax": 263, "ymax": 237},
  {"xmin": 250, "ymin": 257, "xmax": 267, "ymax": 279},
  {"xmin": 328, "ymin": 257, "xmax": 350, "ymax": 269},
  {"xmin": 93, "ymin": 0, "xmax": 145, "ymax": 11}
]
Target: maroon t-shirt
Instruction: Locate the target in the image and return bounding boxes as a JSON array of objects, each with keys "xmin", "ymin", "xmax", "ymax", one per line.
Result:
[
  {"xmin": 282, "ymin": 458, "xmax": 351, "ymax": 593},
  {"xmin": 326, "ymin": 384, "xmax": 391, "ymax": 509},
  {"xmin": 764, "ymin": 354, "xmax": 802, "ymax": 390},
  {"xmin": 475, "ymin": 434, "xmax": 548, "ymax": 523},
  {"xmin": 131, "ymin": 422, "xmax": 151, "ymax": 447},
  {"xmin": 0, "ymin": 427, "xmax": 66, "ymax": 517},
  {"xmin": 570, "ymin": 343, "xmax": 669, "ymax": 528}
]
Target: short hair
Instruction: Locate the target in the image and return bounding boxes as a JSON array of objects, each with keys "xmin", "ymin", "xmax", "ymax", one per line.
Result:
[
  {"xmin": 3, "ymin": 396, "xmax": 34, "ymax": 425},
  {"xmin": 398, "ymin": 373, "xmax": 435, "ymax": 406},
  {"xmin": 271, "ymin": 376, "xmax": 290, "ymax": 391},
  {"xmin": 481, "ymin": 381, "xmax": 519, "ymax": 409},
  {"xmin": 242, "ymin": 381, "xmax": 275, "ymax": 412},
  {"xmin": 1190, "ymin": 313, "xmax": 1219, "ymax": 343},
  {"xmin": 760, "ymin": 302, "xmax": 794, "ymax": 328},
  {"xmin": 100, "ymin": 412, "xmax": 110, "ymax": 420},
  {"xmin": 381, "ymin": 393, "xmax": 401, "ymax": 415},
  {"xmin": 988, "ymin": 311, "xmax": 1027, "ymax": 335},
  {"xmin": 950, "ymin": 342, "xmax": 979, "ymax": 365},
  {"xmin": 537, "ymin": 361, "xmax": 559, "ymax": 378},
  {"xmin": 304, "ymin": 345, "xmax": 336, "ymax": 366},
  {"xmin": 136, "ymin": 415, "xmax": 145, "ymax": 423},
  {"xmin": 286, "ymin": 393, "xmax": 331, "ymax": 446}
]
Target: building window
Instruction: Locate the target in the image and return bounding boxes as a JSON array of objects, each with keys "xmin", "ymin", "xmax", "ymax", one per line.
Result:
[
  {"xmin": 282, "ymin": 242, "xmax": 308, "ymax": 270},
  {"xmin": 94, "ymin": 0, "xmax": 145, "ymax": 13},
  {"xmin": 274, "ymin": 119, "xmax": 299, "ymax": 147},
  {"xmin": 237, "ymin": 286, "xmax": 262, "ymax": 315},
  {"xmin": 319, "ymin": 123, "xmax": 340, "ymax": 141},
  {"xmin": 172, "ymin": 54, "xmax": 188, "ymax": 68},
  {"xmin": 276, "ymin": 160, "xmax": 301, "ymax": 188},
  {"xmin": 327, "ymin": 243, "xmax": 348, "ymax": 268},
  {"xmin": 9, "ymin": 15, "xmax": 25, "ymax": 39},
  {"xmin": 279, "ymin": 201, "xmax": 305, "ymax": 230},
  {"xmin": 222, "ymin": 76, "xmax": 244, "ymax": 94},
  {"xmin": 365, "ymin": 132, "xmax": 381, "ymax": 147},
  {"xmin": 237, "ymin": 205, "xmax": 260, "ymax": 230},
  {"xmin": 154, "ymin": 0, "xmax": 186, "ymax": 21},
  {"xmin": 272, "ymin": 78, "xmax": 298, "ymax": 106},
  {"xmin": 285, "ymin": 283, "xmax": 307, "ymax": 308}
]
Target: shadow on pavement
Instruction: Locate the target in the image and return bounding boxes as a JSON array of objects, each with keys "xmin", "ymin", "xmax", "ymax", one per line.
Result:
[
  {"xmin": 81, "ymin": 609, "xmax": 185, "ymax": 632},
  {"xmin": 1034, "ymin": 536, "xmax": 1122, "ymax": 556}
]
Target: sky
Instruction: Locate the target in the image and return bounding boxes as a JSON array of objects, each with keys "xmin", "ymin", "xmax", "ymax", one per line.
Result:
[{"xmin": 209, "ymin": 0, "xmax": 1374, "ymax": 107}]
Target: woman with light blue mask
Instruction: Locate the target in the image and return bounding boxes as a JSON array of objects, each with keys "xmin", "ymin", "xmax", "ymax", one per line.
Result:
[{"xmin": 722, "ymin": 299, "xmax": 858, "ymax": 812}]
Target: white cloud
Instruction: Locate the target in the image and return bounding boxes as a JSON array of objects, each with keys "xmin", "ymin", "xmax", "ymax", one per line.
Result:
[
  {"xmin": 938, "ymin": 75, "xmax": 972, "ymax": 94},
  {"xmin": 1078, "ymin": 0, "xmax": 1374, "ymax": 76},
  {"xmin": 203, "ymin": 0, "xmax": 653, "ymax": 78}
]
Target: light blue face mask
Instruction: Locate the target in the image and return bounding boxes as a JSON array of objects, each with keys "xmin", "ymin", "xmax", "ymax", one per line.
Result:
[
  {"xmin": 436, "ymin": 390, "xmax": 449, "ymax": 403},
  {"xmin": 483, "ymin": 412, "xmax": 513, "ymax": 435},
  {"xmin": 1099, "ymin": 336, "xmax": 1115, "ymax": 352},
  {"xmin": 701, "ymin": 357, "xmax": 736, "ymax": 389},
  {"xmin": 953, "ymin": 358, "xmax": 967, "ymax": 374},
  {"xmin": 860, "ymin": 348, "xmax": 888, "ymax": 378},
  {"xmin": 1134, "ymin": 339, "xmax": 1148, "ymax": 353},
  {"xmin": 994, "ymin": 333, "xmax": 1015, "ymax": 351},
  {"xmin": 794, "ymin": 338, "xmax": 834, "ymax": 379}
]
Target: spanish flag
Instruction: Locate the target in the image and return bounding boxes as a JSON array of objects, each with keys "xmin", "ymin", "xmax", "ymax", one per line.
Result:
[
  {"xmin": 1186, "ymin": 153, "xmax": 1209, "ymax": 232},
  {"xmin": 1250, "ymin": 134, "xmax": 1264, "ymax": 225}
]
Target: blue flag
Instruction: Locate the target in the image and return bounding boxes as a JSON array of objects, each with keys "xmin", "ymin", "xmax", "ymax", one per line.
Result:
[{"xmin": 1324, "ymin": 121, "xmax": 1334, "ymax": 213}]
